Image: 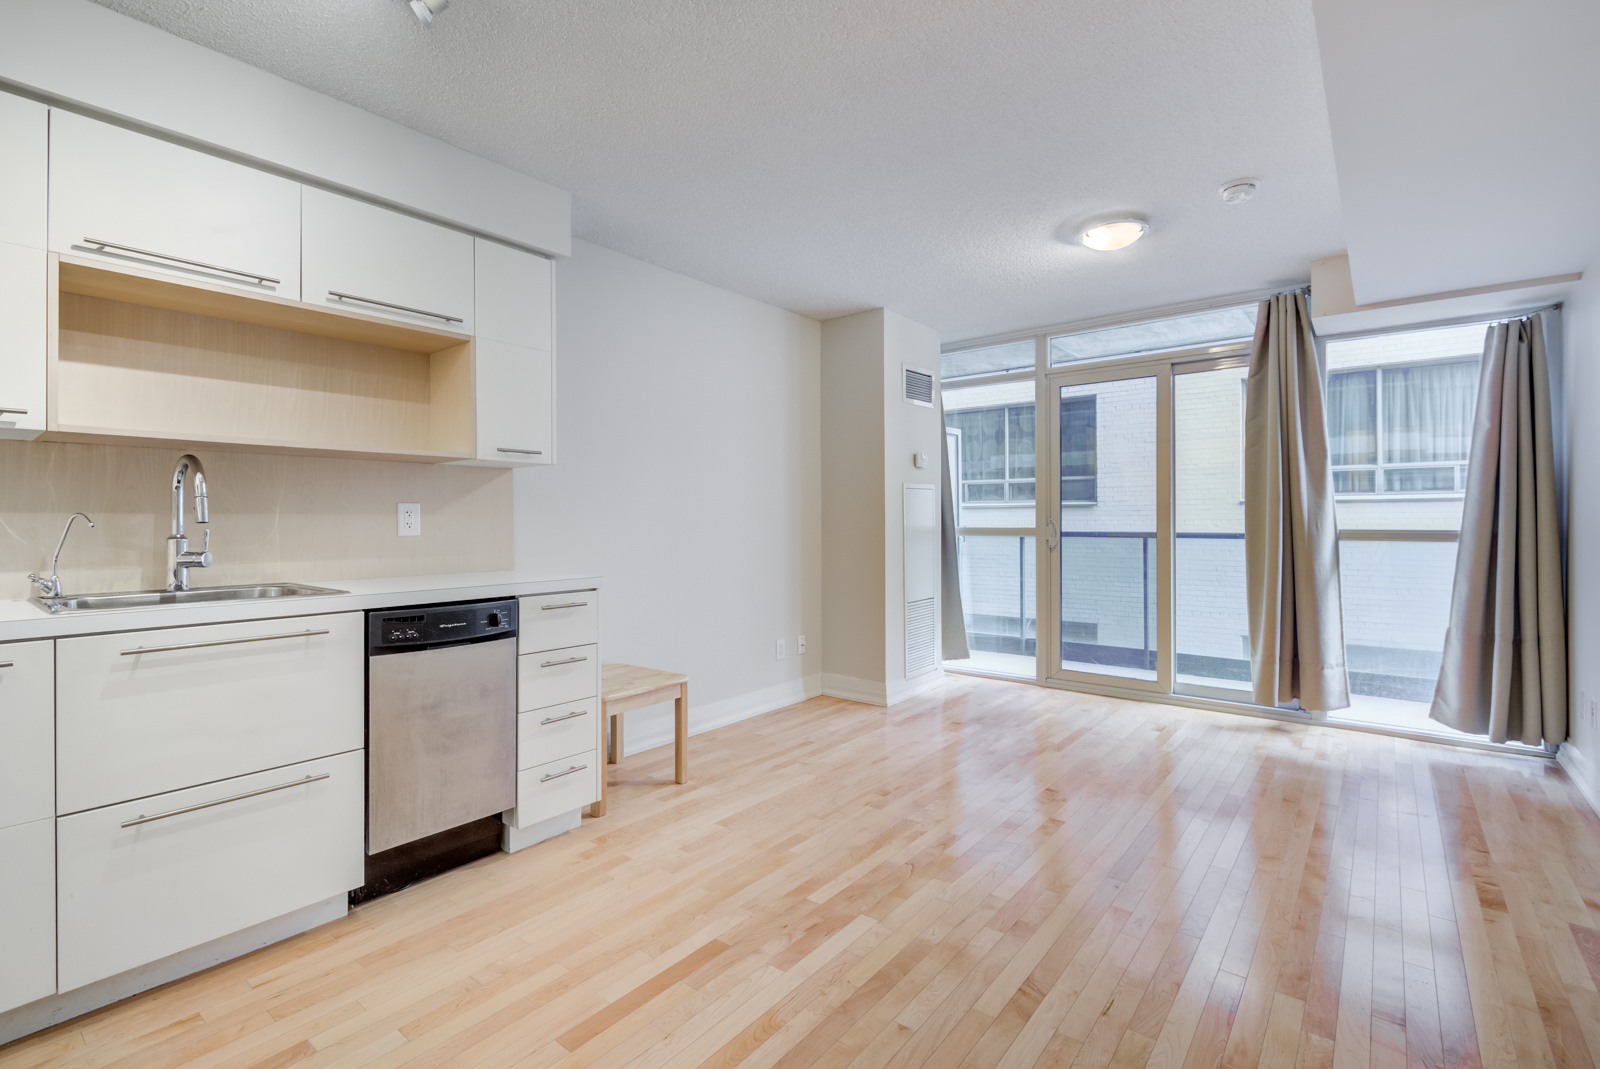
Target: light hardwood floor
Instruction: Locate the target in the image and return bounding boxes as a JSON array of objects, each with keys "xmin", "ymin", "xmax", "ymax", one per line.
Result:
[{"xmin": 7, "ymin": 675, "xmax": 1600, "ymax": 1069}]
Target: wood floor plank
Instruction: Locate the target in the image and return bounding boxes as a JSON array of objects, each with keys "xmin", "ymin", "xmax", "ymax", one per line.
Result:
[{"xmin": 4, "ymin": 678, "xmax": 1597, "ymax": 1069}]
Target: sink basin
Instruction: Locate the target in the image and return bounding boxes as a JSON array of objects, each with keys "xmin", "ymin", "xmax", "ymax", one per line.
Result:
[{"xmin": 35, "ymin": 583, "xmax": 348, "ymax": 613}]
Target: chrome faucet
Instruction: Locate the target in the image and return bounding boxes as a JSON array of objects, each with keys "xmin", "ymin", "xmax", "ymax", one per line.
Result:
[
  {"xmin": 28, "ymin": 513, "xmax": 95, "ymax": 599},
  {"xmin": 168, "ymin": 453, "xmax": 214, "ymax": 591}
]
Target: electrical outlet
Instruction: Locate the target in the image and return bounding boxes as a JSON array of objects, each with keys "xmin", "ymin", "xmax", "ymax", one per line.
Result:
[
  {"xmin": 398, "ymin": 502, "xmax": 422, "ymax": 537},
  {"xmin": 775, "ymin": 638, "xmax": 786, "ymax": 661},
  {"xmin": 797, "ymin": 634, "xmax": 807, "ymax": 656}
]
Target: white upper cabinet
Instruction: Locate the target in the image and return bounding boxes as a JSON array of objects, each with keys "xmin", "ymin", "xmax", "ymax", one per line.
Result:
[
  {"xmin": 301, "ymin": 187, "xmax": 474, "ymax": 333},
  {"xmin": 475, "ymin": 239, "xmax": 552, "ymax": 351},
  {"xmin": 0, "ymin": 92, "xmax": 47, "ymax": 250},
  {"xmin": 48, "ymin": 110, "xmax": 301, "ymax": 298},
  {"xmin": 472, "ymin": 338, "xmax": 553, "ymax": 465},
  {"xmin": 0, "ymin": 242, "xmax": 46, "ymax": 441}
]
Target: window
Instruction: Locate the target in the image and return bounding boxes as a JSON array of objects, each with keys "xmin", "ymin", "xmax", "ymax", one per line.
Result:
[
  {"xmin": 1327, "ymin": 359, "xmax": 1478, "ymax": 495},
  {"xmin": 1060, "ymin": 395, "xmax": 1096, "ymax": 502},
  {"xmin": 1049, "ymin": 305, "xmax": 1258, "ymax": 365},
  {"xmin": 940, "ymin": 339, "xmax": 1035, "ymax": 381},
  {"xmin": 946, "ymin": 403, "xmax": 1035, "ymax": 503}
]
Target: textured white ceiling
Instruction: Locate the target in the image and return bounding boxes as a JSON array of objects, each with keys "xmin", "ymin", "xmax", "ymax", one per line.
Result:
[
  {"xmin": 89, "ymin": 0, "xmax": 1345, "ymax": 342},
  {"xmin": 1313, "ymin": 0, "xmax": 1600, "ymax": 306}
]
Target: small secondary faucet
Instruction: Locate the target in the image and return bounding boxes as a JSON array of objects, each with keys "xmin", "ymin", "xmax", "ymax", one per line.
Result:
[
  {"xmin": 28, "ymin": 513, "xmax": 95, "ymax": 599},
  {"xmin": 168, "ymin": 453, "xmax": 214, "ymax": 592}
]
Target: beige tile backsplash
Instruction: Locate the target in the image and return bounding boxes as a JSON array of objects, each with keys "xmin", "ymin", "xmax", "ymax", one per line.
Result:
[{"xmin": 0, "ymin": 440, "xmax": 512, "ymax": 598}]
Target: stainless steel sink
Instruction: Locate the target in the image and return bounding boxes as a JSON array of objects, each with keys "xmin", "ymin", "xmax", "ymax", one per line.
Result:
[{"xmin": 35, "ymin": 583, "xmax": 348, "ymax": 613}]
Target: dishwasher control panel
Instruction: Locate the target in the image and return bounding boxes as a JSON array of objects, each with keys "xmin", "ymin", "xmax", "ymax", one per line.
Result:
[{"xmin": 368, "ymin": 598, "xmax": 518, "ymax": 651}]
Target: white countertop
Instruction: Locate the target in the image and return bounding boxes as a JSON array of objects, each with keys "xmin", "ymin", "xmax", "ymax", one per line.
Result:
[{"xmin": 0, "ymin": 571, "xmax": 603, "ymax": 643}]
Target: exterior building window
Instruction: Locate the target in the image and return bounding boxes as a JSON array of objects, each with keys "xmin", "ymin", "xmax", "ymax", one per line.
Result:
[
  {"xmin": 1060, "ymin": 395, "xmax": 1096, "ymax": 503},
  {"xmin": 946, "ymin": 404, "xmax": 1035, "ymax": 503},
  {"xmin": 1328, "ymin": 359, "xmax": 1477, "ymax": 495}
]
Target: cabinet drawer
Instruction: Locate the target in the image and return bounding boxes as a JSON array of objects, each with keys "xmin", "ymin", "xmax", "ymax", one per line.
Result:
[
  {"xmin": 518, "ymin": 699, "xmax": 598, "ymax": 771},
  {"xmin": 518, "ymin": 644, "xmax": 598, "ymax": 712},
  {"xmin": 57, "ymin": 613, "xmax": 364, "ymax": 814},
  {"xmin": 301, "ymin": 187, "xmax": 473, "ymax": 332},
  {"xmin": 57, "ymin": 750, "xmax": 362, "ymax": 993},
  {"xmin": 518, "ymin": 593, "xmax": 597, "ymax": 654},
  {"xmin": 49, "ymin": 110, "xmax": 301, "ymax": 298},
  {"xmin": 512, "ymin": 751, "xmax": 598, "ymax": 829},
  {"xmin": 0, "ymin": 639, "xmax": 53, "ymax": 829},
  {"xmin": 0, "ymin": 818, "xmax": 54, "ymax": 1014}
]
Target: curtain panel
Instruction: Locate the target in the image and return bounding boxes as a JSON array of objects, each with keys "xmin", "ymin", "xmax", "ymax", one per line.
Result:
[
  {"xmin": 939, "ymin": 405, "xmax": 970, "ymax": 661},
  {"xmin": 1431, "ymin": 314, "xmax": 1566, "ymax": 745},
  {"xmin": 1244, "ymin": 292, "xmax": 1350, "ymax": 711}
]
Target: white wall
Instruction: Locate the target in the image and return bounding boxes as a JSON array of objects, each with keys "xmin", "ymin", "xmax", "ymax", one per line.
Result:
[
  {"xmin": 514, "ymin": 239, "xmax": 821, "ymax": 754},
  {"xmin": 1560, "ymin": 258, "xmax": 1600, "ymax": 810}
]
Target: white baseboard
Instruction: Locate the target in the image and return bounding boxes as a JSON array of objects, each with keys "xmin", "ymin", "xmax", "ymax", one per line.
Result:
[
  {"xmin": 821, "ymin": 673, "xmax": 887, "ymax": 706},
  {"xmin": 0, "ymin": 894, "xmax": 347, "ymax": 1046},
  {"xmin": 617, "ymin": 673, "xmax": 823, "ymax": 757},
  {"xmin": 887, "ymin": 670, "xmax": 947, "ymax": 706},
  {"xmin": 1559, "ymin": 742, "xmax": 1600, "ymax": 818}
]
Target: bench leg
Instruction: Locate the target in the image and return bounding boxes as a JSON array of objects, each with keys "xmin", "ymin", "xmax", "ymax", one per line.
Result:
[
  {"xmin": 608, "ymin": 712, "xmax": 621, "ymax": 764},
  {"xmin": 674, "ymin": 683, "xmax": 688, "ymax": 784}
]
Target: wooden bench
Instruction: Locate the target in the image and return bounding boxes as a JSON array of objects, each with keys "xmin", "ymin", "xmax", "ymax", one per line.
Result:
[{"xmin": 593, "ymin": 663, "xmax": 687, "ymax": 816}]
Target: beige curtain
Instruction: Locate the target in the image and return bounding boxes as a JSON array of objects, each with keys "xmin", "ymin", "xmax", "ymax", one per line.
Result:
[
  {"xmin": 1431, "ymin": 315, "xmax": 1566, "ymax": 745},
  {"xmin": 1245, "ymin": 292, "xmax": 1350, "ymax": 711},
  {"xmin": 939, "ymin": 416, "xmax": 970, "ymax": 660}
]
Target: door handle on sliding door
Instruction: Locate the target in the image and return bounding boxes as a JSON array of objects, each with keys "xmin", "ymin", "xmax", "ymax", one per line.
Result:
[{"xmin": 1046, "ymin": 519, "xmax": 1059, "ymax": 550}]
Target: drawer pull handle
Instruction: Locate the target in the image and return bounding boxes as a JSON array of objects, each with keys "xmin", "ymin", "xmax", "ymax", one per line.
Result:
[
  {"xmin": 121, "ymin": 773, "xmax": 329, "ymax": 828},
  {"xmin": 540, "ymin": 709, "xmax": 587, "ymax": 725},
  {"xmin": 539, "ymin": 601, "xmax": 589, "ymax": 610},
  {"xmin": 540, "ymin": 655, "xmax": 588, "ymax": 667},
  {"xmin": 82, "ymin": 238, "xmax": 280, "ymax": 285},
  {"xmin": 121, "ymin": 628, "xmax": 330, "ymax": 656},
  {"xmin": 0, "ymin": 407, "xmax": 27, "ymax": 416},
  {"xmin": 0, "ymin": 661, "xmax": 12, "ymax": 669},
  {"xmin": 540, "ymin": 763, "xmax": 588, "ymax": 783},
  {"xmin": 327, "ymin": 290, "xmax": 464, "ymax": 324},
  {"xmin": 496, "ymin": 447, "xmax": 544, "ymax": 456}
]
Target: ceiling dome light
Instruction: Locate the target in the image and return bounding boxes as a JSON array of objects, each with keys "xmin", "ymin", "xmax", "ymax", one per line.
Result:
[
  {"xmin": 1078, "ymin": 218, "xmax": 1149, "ymax": 252},
  {"xmin": 410, "ymin": 0, "xmax": 450, "ymax": 28}
]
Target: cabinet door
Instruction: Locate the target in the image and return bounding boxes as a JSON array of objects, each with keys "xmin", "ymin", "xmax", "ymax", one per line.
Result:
[
  {"xmin": 301, "ymin": 187, "xmax": 473, "ymax": 332},
  {"xmin": 56, "ymin": 613, "xmax": 364, "ymax": 814},
  {"xmin": 511, "ymin": 750, "xmax": 599, "ymax": 830},
  {"xmin": 473, "ymin": 338, "xmax": 552, "ymax": 466},
  {"xmin": 0, "ymin": 639, "xmax": 53, "ymax": 829},
  {"xmin": 0, "ymin": 242, "xmax": 46, "ymax": 441},
  {"xmin": 49, "ymin": 111, "xmax": 300, "ymax": 298},
  {"xmin": 0, "ymin": 818, "xmax": 54, "ymax": 1013},
  {"xmin": 0, "ymin": 92, "xmax": 47, "ymax": 250},
  {"xmin": 475, "ymin": 239, "xmax": 552, "ymax": 351},
  {"xmin": 57, "ymin": 750, "xmax": 362, "ymax": 993}
]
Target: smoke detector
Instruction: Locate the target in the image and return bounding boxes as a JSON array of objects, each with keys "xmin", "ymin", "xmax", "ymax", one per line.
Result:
[
  {"xmin": 1220, "ymin": 179, "xmax": 1259, "ymax": 204},
  {"xmin": 410, "ymin": 0, "xmax": 450, "ymax": 28}
]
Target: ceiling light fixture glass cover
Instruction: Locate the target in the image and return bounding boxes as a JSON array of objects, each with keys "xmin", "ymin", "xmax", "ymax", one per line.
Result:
[{"xmin": 1078, "ymin": 219, "xmax": 1149, "ymax": 252}]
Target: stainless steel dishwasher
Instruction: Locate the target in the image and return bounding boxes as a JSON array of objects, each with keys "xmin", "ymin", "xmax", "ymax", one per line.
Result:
[{"xmin": 357, "ymin": 598, "xmax": 517, "ymax": 903}]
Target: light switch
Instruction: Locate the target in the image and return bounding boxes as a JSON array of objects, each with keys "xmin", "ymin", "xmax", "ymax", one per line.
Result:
[{"xmin": 913, "ymin": 452, "xmax": 928, "ymax": 468}]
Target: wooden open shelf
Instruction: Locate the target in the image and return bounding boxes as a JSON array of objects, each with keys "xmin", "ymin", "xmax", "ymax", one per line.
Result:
[{"xmin": 44, "ymin": 256, "xmax": 475, "ymax": 462}]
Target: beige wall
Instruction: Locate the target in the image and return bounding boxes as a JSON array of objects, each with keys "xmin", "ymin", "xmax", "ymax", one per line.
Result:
[
  {"xmin": 0, "ymin": 440, "xmax": 511, "ymax": 597},
  {"xmin": 1560, "ymin": 262, "xmax": 1599, "ymax": 806}
]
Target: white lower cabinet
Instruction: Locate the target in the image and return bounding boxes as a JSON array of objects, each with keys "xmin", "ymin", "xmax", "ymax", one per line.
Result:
[
  {"xmin": 0, "ymin": 818, "xmax": 55, "ymax": 1014},
  {"xmin": 56, "ymin": 749, "xmax": 363, "ymax": 993},
  {"xmin": 56, "ymin": 613, "xmax": 364, "ymax": 814},
  {"xmin": 0, "ymin": 639, "xmax": 54, "ymax": 829},
  {"xmin": 517, "ymin": 644, "xmax": 599, "ymax": 712},
  {"xmin": 513, "ymin": 752, "xmax": 600, "ymax": 828},
  {"xmin": 518, "ymin": 698, "xmax": 598, "ymax": 770}
]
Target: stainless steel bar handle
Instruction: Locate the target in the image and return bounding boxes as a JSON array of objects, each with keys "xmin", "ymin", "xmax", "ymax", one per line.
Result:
[
  {"xmin": 540, "ymin": 709, "xmax": 587, "ymax": 725},
  {"xmin": 496, "ymin": 447, "xmax": 544, "ymax": 455},
  {"xmin": 539, "ymin": 601, "xmax": 589, "ymax": 610},
  {"xmin": 120, "ymin": 773, "xmax": 329, "ymax": 828},
  {"xmin": 540, "ymin": 655, "xmax": 589, "ymax": 667},
  {"xmin": 327, "ymin": 291, "xmax": 464, "ymax": 324},
  {"xmin": 0, "ymin": 408, "xmax": 27, "ymax": 416},
  {"xmin": 539, "ymin": 764, "xmax": 588, "ymax": 783},
  {"xmin": 121, "ymin": 628, "xmax": 330, "ymax": 656},
  {"xmin": 82, "ymin": 238, "xmax": 280, "ymax": 285}
]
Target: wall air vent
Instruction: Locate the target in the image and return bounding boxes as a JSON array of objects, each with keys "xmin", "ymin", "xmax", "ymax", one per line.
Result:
[
  {"xmin": 906, "ymin": 597, "xmax": 937, "ymax": 677},
  {"xmin": 903, "ymin": 366, "xmax": 934, "ymax": 407}
]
